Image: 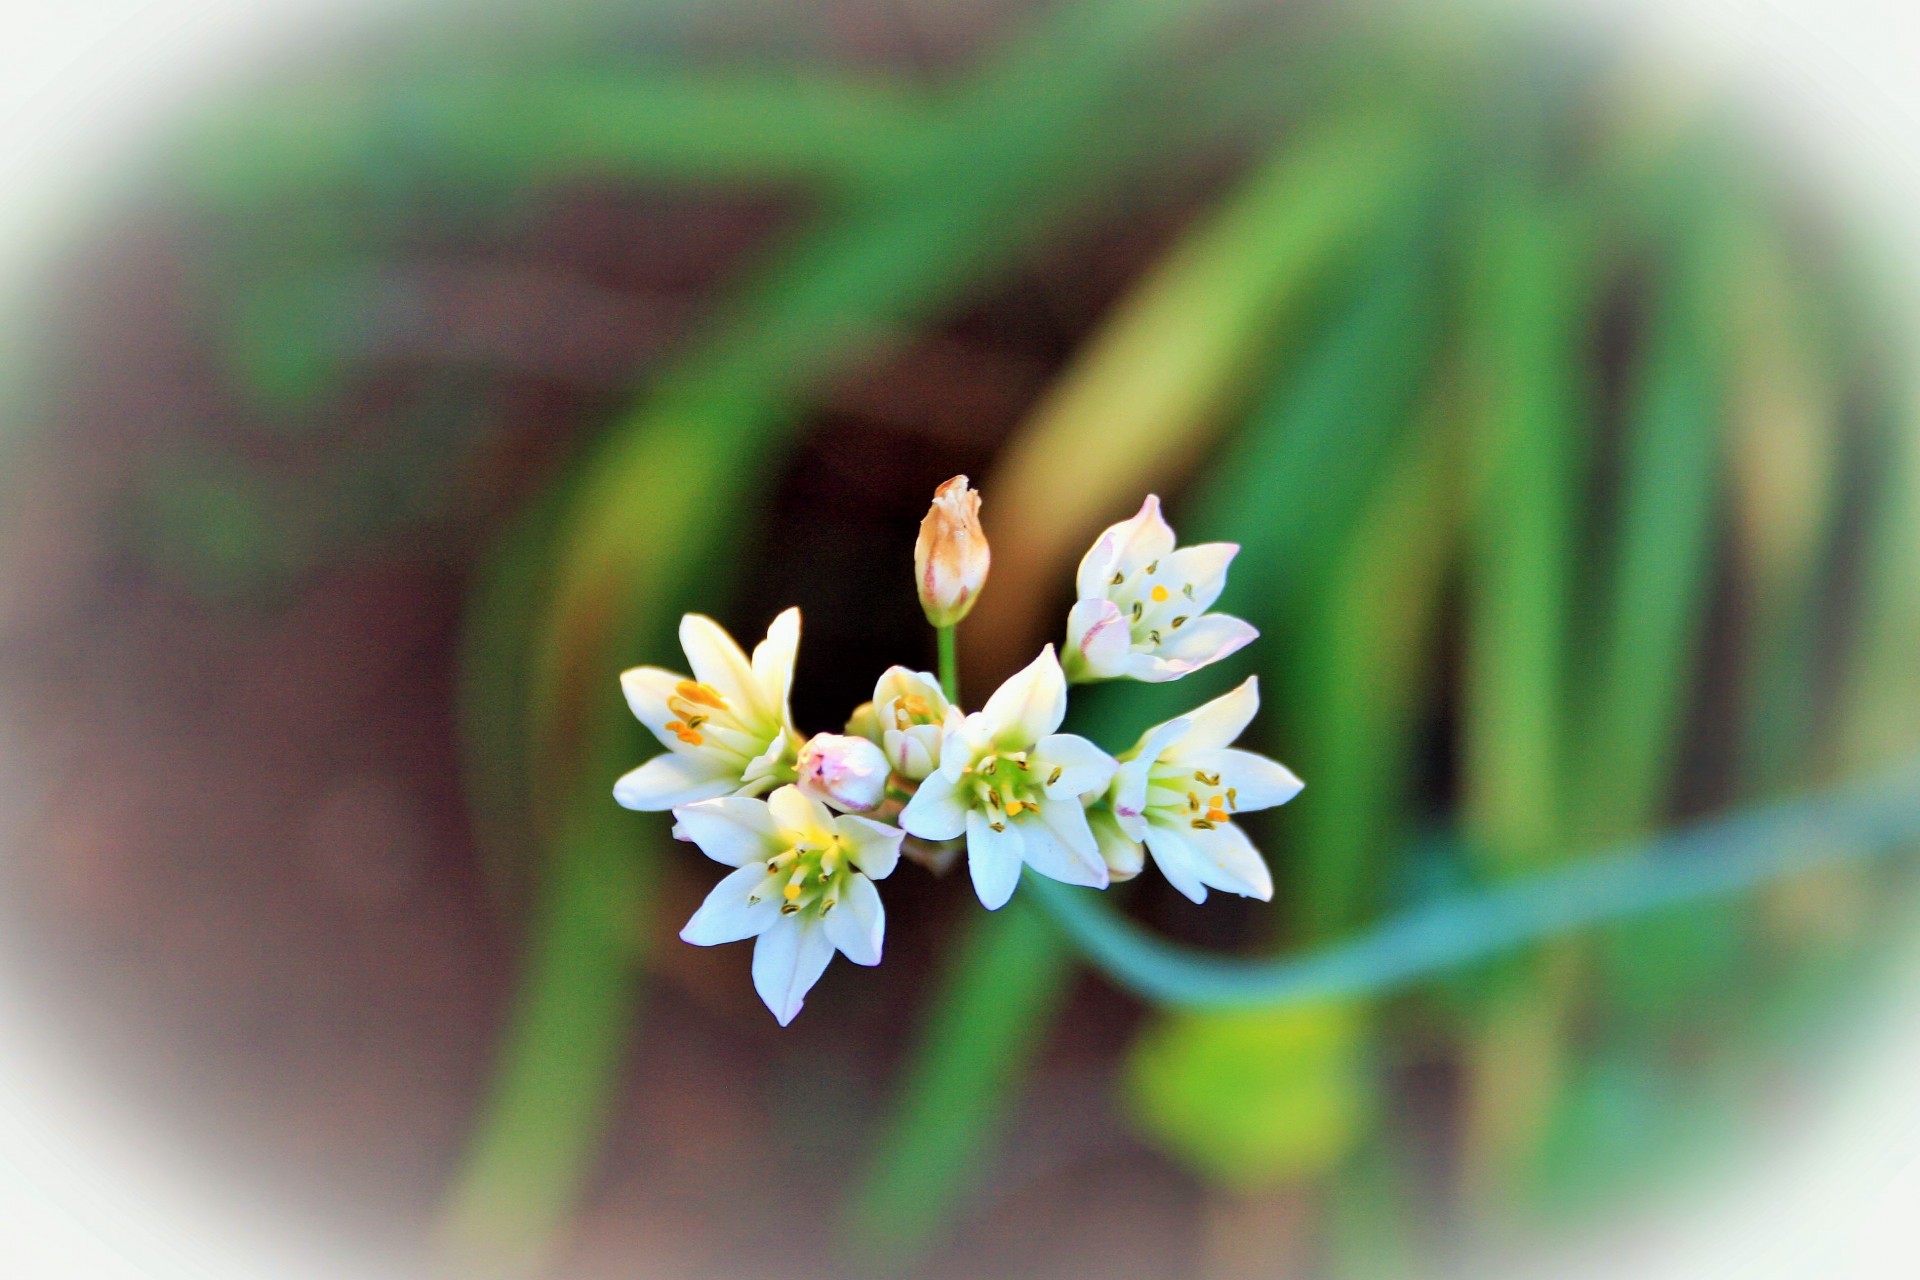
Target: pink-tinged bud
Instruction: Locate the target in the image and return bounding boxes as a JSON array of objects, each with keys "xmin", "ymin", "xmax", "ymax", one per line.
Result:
[
  {"xmin": 914, "ymin": 475, "xmax": 990, "ymax": 628},
  {"xmin": 795, "ymin": 733, "xmax": 890, "ymax": 813}
]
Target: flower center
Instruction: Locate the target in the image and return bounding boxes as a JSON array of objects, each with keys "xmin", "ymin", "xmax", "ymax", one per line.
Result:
[
  {"xmin": 889, "ymin": 693, "xmax": 936, "ymax": 729},
  {"xmin": 754, "ymin": 836, "xmax": 853, "ymax": 918},
  {"xmin": 1152, "ymin": 764, "xmax": 1239, "ymax": 830},
  {"xmin": 663, "ymin": 679, "xmax": 763, "ymax": 753},
  {"xmin": 1110, "ymin": 558, "xmax": 1199, "ymax": 649},
  {"xmin": 963, "ymin": 751, "xmax": 1057, "ymax": 831}
]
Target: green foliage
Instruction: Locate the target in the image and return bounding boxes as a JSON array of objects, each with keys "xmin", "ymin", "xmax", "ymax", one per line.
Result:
[
  {"xmin": 132, "ymin": 0, "xmax": 1920, "ymax": 1271},
  {"xmin": 1126, "ymin": 1002, "xmax": 1370, "ymax": 1190}
]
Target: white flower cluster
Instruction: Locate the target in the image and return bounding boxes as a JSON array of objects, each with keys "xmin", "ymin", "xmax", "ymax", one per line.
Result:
[{"xmin": 615, "ymin": 481, "xmax": 1302, "ymax": 1024}]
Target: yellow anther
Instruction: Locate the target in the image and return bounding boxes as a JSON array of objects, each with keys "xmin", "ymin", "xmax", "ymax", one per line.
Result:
[
  {"xmin": 1209, "ymin": 795, "xmax": 1224, "ymax": 809},
  {"xmin": 1004, "ymin": 799, "xmax": 1024, "ymax": 817},
  {"xmin": 1205, "ymin": 807, "xmax": 1229, "ymax": 825},
  {"xmin": 675, "ymin": 680, "xmax": 728, "ymax": 709},
  {"xmin": 1150, "ymin": 584, "xmax": 1170, "ymax": 603},
  {"xmin": 1187, "ymin": 792, "xmax": 1201, "ymax": 812},
  {"xmin": 1226, "ymin": 788, "xmax": 1238, "ymax": 809},
  {"xmin": 1047, "ymin": 766, "xmax": 1063, "ymax": 786},
  {"xmin": 664, "ymin": 720, "xmax": 704, "ymax": 746},
  {"xmin": 898, "ymin": 695, "xmax": 930, "ymax": 721},
  {"xmin": 782, "ymin": 883, "xmax": 802, "ymax": 901}
]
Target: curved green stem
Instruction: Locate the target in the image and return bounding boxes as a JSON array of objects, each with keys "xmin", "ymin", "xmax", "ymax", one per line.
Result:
[{"xmin": 1024, "ymin": 758, "xmax": 1920, "ymax": 1009}]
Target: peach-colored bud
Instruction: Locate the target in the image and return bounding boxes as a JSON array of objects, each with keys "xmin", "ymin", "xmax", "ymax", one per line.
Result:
[
  {"xmin": 795, "ymin": 732, "xmax": 890, "ymax": 813},
  {"xmin": 914, "ymin": 475, "xmax": 990, "ymax": 628}
]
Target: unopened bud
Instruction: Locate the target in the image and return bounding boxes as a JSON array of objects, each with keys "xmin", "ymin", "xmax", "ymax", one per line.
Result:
[
  {"xmin": 914, "ymin": 475, "xmax": 990, "ymax": 628},
  {"xmin": 795, "ymin": 732, "xmax": 890, "ymax": 813}
]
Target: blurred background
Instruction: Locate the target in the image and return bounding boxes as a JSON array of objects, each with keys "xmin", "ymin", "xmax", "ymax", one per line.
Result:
[{"xmin": 3, "ymin": 0, "xmax": 1920, "ymax": 1277}]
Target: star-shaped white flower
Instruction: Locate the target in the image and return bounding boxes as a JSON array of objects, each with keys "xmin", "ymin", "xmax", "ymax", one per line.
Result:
[
  {"xmin": 614, "ymin": 608, "xmax": 802, "ymax": 811},
  {"xmin": 1063, "ymin": 495, "xmax": 1258, "ymax": 684},
  {"xmin": 1092, "ymin": 676, "xmax": 1302, "ymax": 903},
  {"xmin": 675, "ymin": 784, "xmax": 904, "ymax": 1025},
  {"xmin": 898, "ymin": 646, "xmax": 1117, "ymax": 910}
]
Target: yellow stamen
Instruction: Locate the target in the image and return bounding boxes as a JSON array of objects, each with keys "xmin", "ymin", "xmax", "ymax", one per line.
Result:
[
  {"xmin": 664, "ymin": 720, "xmax": 704, "ymax": 746},
  {"xmin": 675, "ymin": 680, "xmax": 728, "ymax": 709},
  {"xmin": 782, "ymin": 883, "xmax": 802, "ymax": 901},
  {"xmin": 1206, "ymin": 807, "xmax": 1229, "ymax": 824},
  {"xmin": 1150, "ymin": 584, "xmax": 1170, "ymax": 602},
  {"xmin": 1004, "ymin": 799, "xmax": 1024, "ymax": 817}
]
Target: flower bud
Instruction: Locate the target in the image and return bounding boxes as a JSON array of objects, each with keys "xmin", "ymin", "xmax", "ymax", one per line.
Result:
[
  {"xmin": 795, "ymin": 732, "xmax": 890, "ymax": 813},
  {"xmin": 914, "ymin": 475, "xmax": 990, "ymax": 628}
]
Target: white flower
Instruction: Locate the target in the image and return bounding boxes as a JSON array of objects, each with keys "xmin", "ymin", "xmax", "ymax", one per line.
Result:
[
  {"xmin": 1063, "ymin": 495, "xmax": 1258, "ymax": 684},
  {"xmin": 675, "ymin": 784, "xmax": 904, "ymax": 1025},
  {"xmin": 613, "ymin": 608, "xmax": 802, "ymax": 811},
  {"xmin": 796, "ymin": 732, "xmax": 891, "ymax": 813},
  {"xmin": 898, "ymin": 646, "xmax": 1117, "ymax": 910},
  {"xmin": 858, "ymin": 666, "xmax": 955, "ymax": 782},
  {"xmin": 914, "ymin": 475, "xmax": 990, "ymax": 627},
  {"xmin": 1098, "ymin": 676, "xmax": 1302, "ymax": 903}
]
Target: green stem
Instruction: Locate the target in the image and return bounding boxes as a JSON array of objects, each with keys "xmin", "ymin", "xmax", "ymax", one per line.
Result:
[
  {"xmin": 936, "ymin": 625, "xmax": 960, "ymax": 705},
  {"xmin": 1023, "ymin": 756, "xmax": 1920, "ymax": 1009}
]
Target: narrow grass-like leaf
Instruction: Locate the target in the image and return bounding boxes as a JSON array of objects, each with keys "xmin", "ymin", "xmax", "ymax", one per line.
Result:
[
  {"xmin": 839, "ymin": 901, "xmax": 1073, "ymax": 1272},
  {"xmin": 174, "ymin": 69, "xmax": 939, "ymax": 206}
]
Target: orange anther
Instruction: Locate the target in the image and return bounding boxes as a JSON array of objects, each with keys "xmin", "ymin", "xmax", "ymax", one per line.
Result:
[{"xmin": 675, "ymin": 680, "xmax": 728, "ymax": 709}]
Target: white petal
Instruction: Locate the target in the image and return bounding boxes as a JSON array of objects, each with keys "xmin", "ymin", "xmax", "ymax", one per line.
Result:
[
  {"xmin": 1065, "ymin": 598, "xmax": 1130, "ymax": 682},
  {"xmin": 766, "ymin": 784, "xmax": 832, "ymax": 840},
  {"xmin": 1074, "ymin": 527, "xmax": 1121, "ymax": 601},
  {"xmin": 751, "ymin": 916, "xmax": 837, "ymax": 1026},
  {"xmin": 835, "ymin": 814, "xmax": 904, "ymax": 880},
  {"xmin": 1167, "ymin": 676, "xmax": 1262, "ymax": 755},
  {"xmin": 1078, "ymin": 495, "xmax": 1176, "ymax": 597},
  {"xmin": 1090, "ymin": 808, "xmax": 1145, "ymax": 880},
  {"xmin": 670, "ymin": 796, "xmax": 781, "ymax": 866},
  {"xmin": 1107, "ymin": 757, "xmax": 1154, "ymax": 839},
  {"xmin": 1123, "ymin": 716, "xmax": 1192, "ymax": 767},
  {"xmin": 1156, "ymin": 542, "xmax": 1238, "ymax": 614},
  {"xmin": 679, "ymin": 614, "xmax": 765, "ymax": 719},
  {"xmin": 1017, "ymin": 807, "xmax": 1109, "ymax": 889},
  {"xmin": 1191, "ymin": 747, "xmax": 1304, "ymax": 811},
  {"xmin": 941, "ymin": 712, "xmax": 992, "ymax": 779},
  {"xmin": 752, "ymin": 607, "xmax": 802, "ymax": 723},
  {"xmin": 679, "ymin": 865, "xmax": 782, "ymax": 945},
  {"xmin": 1143, "ymin": 821, "xmax": 1213, "ymax": 904},
  {"xmin": 1142, "ymin": 615, "xmax": 1258, "ymax": 679},
  {"xmin": 873, "ymin": 666, "xmax": 949, "ymax": 718},
  {"xmin": 1034, "ymin": 733, "xmax": 1117, "ymax": 799},
  {"xmin": 1183, "ymin": 821, "xmax": 1275, "ymax": 900},
  {"xmin": 884, "ymin": 725, "xmax": 939, "ymax": 780},
  {"xmin": 740, "ymin": 732, "xmax": 794, "ymax": 789},
  {"xmin": 899, "ymin": 771, "xmax": 969, "ymax": 841},
  {"xmin": 966, "ymin": 809, "xmax": 1025, "ymax": 910},
  {"xmin": 822, "ymin": 872, "xmax": 885, "ymax": 966},
  {"xmin": 613, "ymin": 753, "xmax": 738, "ymax": 811},
  {"xmin": 979, "ymin": 645, "xmax": 1067, "ymax": 747},
  {"xmin": 619, "ymin": 666, "xmax": 689, "ymax": 750}
]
